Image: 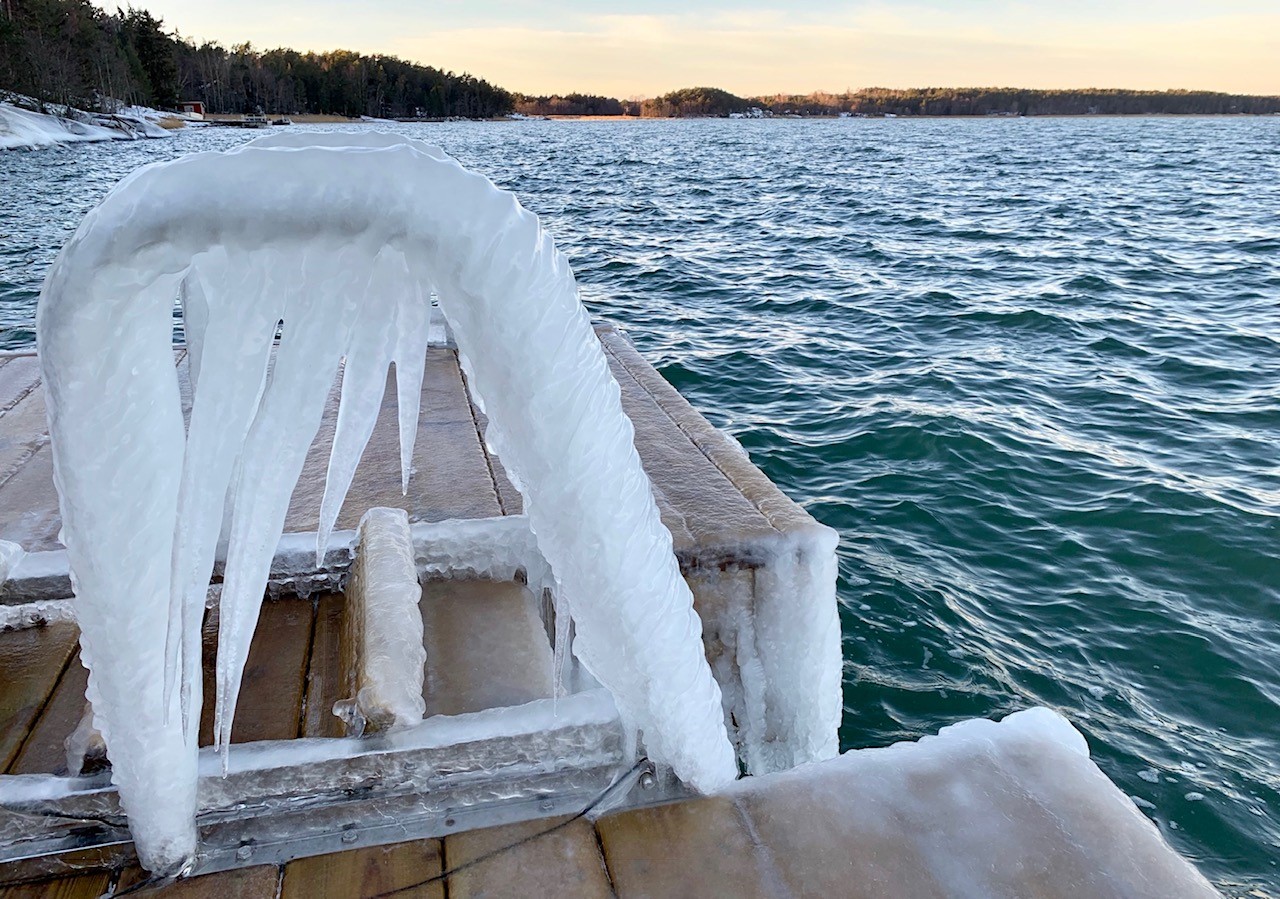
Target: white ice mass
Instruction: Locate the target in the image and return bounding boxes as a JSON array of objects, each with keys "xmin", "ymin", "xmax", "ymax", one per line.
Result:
[
  {"xmin": 0, "ymin": 100, "xmax": 171, "ymax": 151},
  {"xmin": 37, "ymin": 132, "xmax": 736, "ymax": 873}
]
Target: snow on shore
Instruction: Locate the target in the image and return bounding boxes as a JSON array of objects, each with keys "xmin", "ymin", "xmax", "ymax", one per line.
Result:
[{"xmin": 0, "ymin": 101, "xmax": 173, "ymax": 151}]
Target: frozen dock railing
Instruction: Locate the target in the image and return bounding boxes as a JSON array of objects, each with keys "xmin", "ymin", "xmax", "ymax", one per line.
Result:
[{"xmin": 30, "ymin": 132, "xmax": 787, "ymax": 873}]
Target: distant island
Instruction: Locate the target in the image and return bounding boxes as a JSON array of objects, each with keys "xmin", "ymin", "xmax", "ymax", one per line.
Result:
[
  {"xmin": 609, "ymin": 86, "xmax": 1280, "ymax": 118},
  {"xmin": 3, "ymin": 0, "xmax": 1278, "ymax": 120}
]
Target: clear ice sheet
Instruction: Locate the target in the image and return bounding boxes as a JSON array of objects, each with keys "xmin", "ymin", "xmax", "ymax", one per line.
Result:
[{"xmin": 36, "ymin": 132, "xmax": 735, "ymax": 872}]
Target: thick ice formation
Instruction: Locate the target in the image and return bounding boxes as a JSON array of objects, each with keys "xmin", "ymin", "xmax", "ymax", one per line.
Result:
[
  {"xmin": 37, "ymin": 132, "xmax": 735, "ymax": 872},
  {"xmin": 0, "ymin": 101, "xmax": 170, "ymax": 151},
  {"xmin": 336, "ymin": 507, "xmax": 427, "ymax": 733},
  {"xmin": 706, "ymin": 708, "xmax": 1217, "ymax": 897}
]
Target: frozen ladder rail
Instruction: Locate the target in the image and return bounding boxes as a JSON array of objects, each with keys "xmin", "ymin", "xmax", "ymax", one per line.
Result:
[
  {"xmin": 334, "ymin": 507, "xmax": 426, "ymax": 736},
  {"xmin": 31, "ymin": 131, "xmax": 738, "ymax": 872}
]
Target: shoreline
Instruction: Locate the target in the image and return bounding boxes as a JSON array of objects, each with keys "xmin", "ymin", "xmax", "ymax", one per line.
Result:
[
  {"xmin": 533, "ymin": 111, "xmax": 1279, "ymax": 121},
  {"xmin": 0, "ymin": 100, "xmax": 174, "ymax": 151}
]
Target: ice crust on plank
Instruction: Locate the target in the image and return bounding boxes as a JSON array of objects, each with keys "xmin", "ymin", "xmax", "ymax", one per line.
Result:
[
  {"xmin": 337, "ymin": 507, "xmax": 426, "ymax": 734},
  {"xmin": 36, "ymin": 132, "xmax": 735, "ymax": 872},
  {"xmin": 0, "ymin": 100, "xmax": 171, "ymax": 151},
  {"xmin": 709, "ymin": 707, "xmax": 1218, "ymax": 897},
  {"xmin": 0, "ymin": 540, "xmax": 23, "ymax": 587}
]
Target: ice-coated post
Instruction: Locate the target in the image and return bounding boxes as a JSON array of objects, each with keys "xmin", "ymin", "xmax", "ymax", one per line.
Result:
[{"xmin": 335, "ymin": 507, "xmax": 427, "ymax": 734}]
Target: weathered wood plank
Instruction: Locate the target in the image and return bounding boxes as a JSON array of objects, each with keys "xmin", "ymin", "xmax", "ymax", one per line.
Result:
[
  {"xmin": 0, "ymin": 389, "xmax": 48, "ymax": 504},
  {"xmin": 280, "ymin": 369, "xmax": 343, "ymax": 534},
  {"xmin": 444, "ymin": 816, "xmax": 614, "ymax": 899},
  {"xmin": 0, "ymin": 622, "xmax": 78, "ymax": 772},
  {"xmin": 419, "ymin": 349, "xmax": 479, "ymax": 426},
  {"xmin": 420, "ymin": 580, "xmax": 553, "ymax": 718},
  {"xmin": 198, "ymin": 599, "xmax": 314, "ymax": 746},
  {"xmin": 601, "ymin": 327, "xmax": 813, "ymax": 536},
  {"xmin": 465, "ymin": 405, "xmax": 523, "ymax": 517},
  {"xmin": 0, "ymin": 871, "xmax": 111, "ymax": 899},
  {"xmin": 302, "ymin": 593, "xmax": 345, "ymax": 739},
  {"xmin": 0, "ymin": 445, "xmax": 60, "ymax": 553},
  {"xmin": 280, "ymin": 841, "xmax": 444, "ymax": 899},
  {"xmin": 595, "ymin": 796, "xmax": 770, "ymax": 899},
  {"xmin": 600, "ymin": 335, "xmax": 775, "ymax": 554},
  {"xmin": 115, "ymin": 865, "xmax": 279, "ymax": 898},
  {"xmin": 174, "ymin": 350, "xmax": 193, "ymax": 423},
  {"xmin": 284, "ymin": 352, "xmax": 500, "ymax": 532},
  {"xmin": 8, "ymin": 649, "xmax": 90, "ymax": 775},
  {"xmin": 0, "ymin": 355, "xmax": 40, "ymax": 417},
  {"xmin": 407, "ymin": 422, "xmax": 503, "ymax": 522},
  {"xmin": 0, "ymin": 333, "xmax": 783, "ymax": 558}
]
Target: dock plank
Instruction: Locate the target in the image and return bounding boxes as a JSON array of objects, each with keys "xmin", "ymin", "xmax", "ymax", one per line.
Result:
[
  {"xmin": 0, "ymin": 871, "xmax": 111, "ymax": 899},
  {"xmin": 599, "ymin": 335, "xmax": 776, "ymax": 554},
  {"xmin": 0, "ymin": 334, "xmax": 781, "ymax": 559},
  {"xmin": 0, "ymin": 445, "xmax": 60, "ymax": 553},
  {"xmin": 595, "ymin": 796, "xmax": 771, "ymax": 899},
  {"xmin": 284, "ymin": 353, "xmax": 501, "ymax": 532},
  {"xmin": 459, "ymin": 371, "xmax": 523, "ymax": 517},
  {"xmin": 600, "ymin": 327, "xmax": 814, "ymax": 536},
  {"xmin": 8, "ymin": 649, "xmax": 90, "ymax": 775},
  {"xmin": 0, "ymin": 622, "xmax": 78, "ymax": 772},
  {"xmin": 198, "ymin": 599, "xmax": 314, "ymax": 746},
  {"xmin": 0, "ymin": 388, "xmax": 48, "ymax": 504},
  {"xmin": 281, "ymin": 841, "xmax": 444, "ymax": 899},
  {"xmin": 419, "ymin": 349, "xmax": 480, "ymax": 426},
  {"xmin": 444, "ymin": 816, "xmax": 614, "ymax": 899},
  {"xmin": 406, "ymin": 422, "xmax": 502, "ymax": 522},
  {"xmin": 115, "ymin": 866, "xmax": 279, "ymax": 898},
  {"xmin": 301, "ymin": 593, "xmax": 345, "ymax": 738},
  {"xmin": 0, "ymin": 355, "xmax": 40, "ymax": 416},
  {"xmin": 420, "ymin": 580, "xmax": 553, "ymax": 718}
]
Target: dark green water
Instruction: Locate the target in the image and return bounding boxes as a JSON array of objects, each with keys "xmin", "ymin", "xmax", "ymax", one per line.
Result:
[{"xmin": 2, "ymin": 118, "xmax": 1277, "ymax": 894}]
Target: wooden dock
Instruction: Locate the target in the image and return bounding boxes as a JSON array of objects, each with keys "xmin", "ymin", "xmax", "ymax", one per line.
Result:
[
  {"xmin": 0, "ymin": 324, "xmax": 810, "ymax": 897},
  {"xmin": 0, "ymin": 329, "xmax": 1217, "ymax": 898}
]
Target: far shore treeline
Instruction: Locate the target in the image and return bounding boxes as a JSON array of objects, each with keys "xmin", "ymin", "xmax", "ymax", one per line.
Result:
[
  {"xmin": 3, "ymin": 0, "xmax": 1279, "ymax": 120},
  {"xmin": 0, "ymin": 0, "xmax": 511, "ymax": 118}
]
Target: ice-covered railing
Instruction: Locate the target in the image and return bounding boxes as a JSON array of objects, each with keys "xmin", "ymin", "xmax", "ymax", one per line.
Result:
[{"xmin": 36, "ymin": 133, "xmax": 736, "ymax": 874}]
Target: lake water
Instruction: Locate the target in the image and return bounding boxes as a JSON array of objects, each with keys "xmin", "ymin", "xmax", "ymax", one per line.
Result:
[{"xmin": 2, "ymin": 118, "xmax": 1278, "ymax": 894}]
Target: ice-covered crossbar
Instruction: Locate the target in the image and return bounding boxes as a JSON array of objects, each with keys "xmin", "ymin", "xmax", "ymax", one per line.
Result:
[{"xmin": 36, "ymin": 132, "xmax": 736, "ymax": 873}]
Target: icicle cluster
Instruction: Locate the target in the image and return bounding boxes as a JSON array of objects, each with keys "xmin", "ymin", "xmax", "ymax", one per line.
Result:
[{"xmin": 37, "ymin": 133, "xmax": 736, "ymax": 874}]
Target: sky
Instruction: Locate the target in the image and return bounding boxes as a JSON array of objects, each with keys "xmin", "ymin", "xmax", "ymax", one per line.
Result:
[{"xmin": 139, "ymin": 0, "xmax": 1278, "ymax": 97}]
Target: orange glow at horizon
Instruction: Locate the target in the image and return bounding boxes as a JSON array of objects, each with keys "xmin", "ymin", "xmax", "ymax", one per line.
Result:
[{"xmin": 141, "ymin": 3, "xmax": 1279, "ymax": 98}]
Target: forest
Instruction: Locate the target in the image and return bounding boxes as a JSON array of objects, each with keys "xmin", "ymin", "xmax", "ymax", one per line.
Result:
[
  {"xmin": 751, "ymin": 87, "xmax": 1280, "ymax": 117},
  {"xmin": 636, "ymin": 86, "xmax": 1280, "ymax": 117},
  {"xmin": 513, "ymin": 93, "xmax": 638, "ymax": 117},
  {"xmin": 0, "ymin": 0, "xmax": 512, "ymax": 118}
]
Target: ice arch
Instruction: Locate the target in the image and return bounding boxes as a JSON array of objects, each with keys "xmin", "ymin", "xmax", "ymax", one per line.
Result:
[{"xmin": 37, "ymin": 134, "xmax": 736, "ymax": 873}]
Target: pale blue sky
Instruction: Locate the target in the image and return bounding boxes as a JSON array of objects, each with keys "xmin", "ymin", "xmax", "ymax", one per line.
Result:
[{"xmin": 141, "ymin": 1, "xmax": 1278, "ymax": 96}]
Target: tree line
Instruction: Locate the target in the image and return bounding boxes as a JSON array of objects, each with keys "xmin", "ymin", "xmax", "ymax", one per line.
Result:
[
  {"xmin": 4, "ymin": 0, "xmax": 1277, "ymax": 120},
  {"xmin": 181, "ymin": 46, "xmax": 511, "ymax": 118},
  {"xmin": 513, "ymin": 93, "xmax": 639, "ymax": 117},
  {"xmin": 512, "ymin": 85, "xmax": 1280, "ymax": 119},
  {"xmin": 754, "ymin": 87, "xmax": 1280, "ymax": 117},
  {"xmin": 1, "ymin": 0, "xmax": 512, "ymax": 118}
]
